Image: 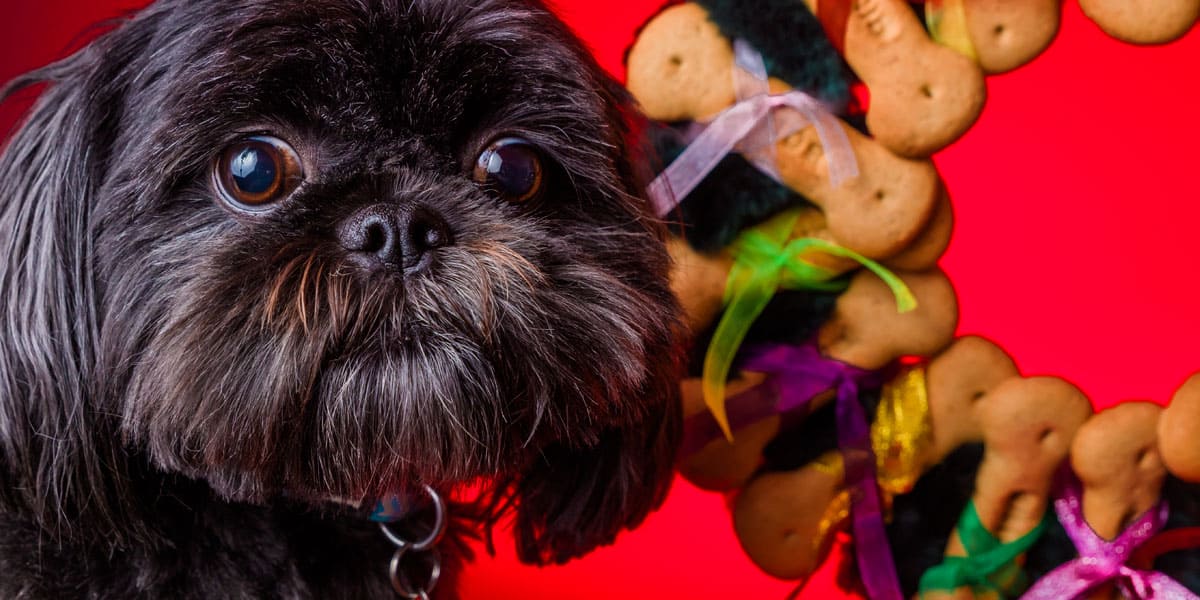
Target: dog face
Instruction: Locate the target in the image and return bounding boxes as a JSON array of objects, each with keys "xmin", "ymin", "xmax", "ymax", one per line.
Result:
[{"xmin": 0, "ymin": 0, "xmax": 681, "ymax": 564}]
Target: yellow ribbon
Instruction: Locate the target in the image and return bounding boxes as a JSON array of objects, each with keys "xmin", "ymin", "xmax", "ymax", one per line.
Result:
[
  {"xmin": 812, "ymin": 452, "xmax": 854, "ymax": 553},
  {"xmin": 873, "ymin": 365, "xmax": 934, "ymax": 499},
  {"xmin": 926, "ymin": 0, "xmax": 979, "ymax": 62},
  {"xmin": 808, "ymin": 366, "xmax": 934, "ymax": 552}
]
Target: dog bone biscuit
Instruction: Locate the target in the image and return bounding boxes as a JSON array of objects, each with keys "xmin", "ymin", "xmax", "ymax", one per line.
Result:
[
  {"xmin": 818, "ymin": 267, "xmax": 959, "ymax": 371},
  {"xmin": 959, "ymin": 0, "xmax": 1061, "ymax": 73},
  {"xmin": 928, "ymin": 0, "xmax": 1061, "ymax": 74},
  {"xmin": 626, "ymin": 3, "xmax": 743, "ymax": 123},
  {"xmin": 924, "ymin": 377, "xmax": 1092, "ymax": 599},
  {"xmin": 1159, "ymin": 373, "xmax": 1200, "ymax": 482},
  {"xmin": 677, "ymin": 372, "xmax": 781, "ymax": 491},
  {"xmin": 882, "ymin": 184, "xmax": 953, "ymax": 271},
  {"xmin": 1071, "ymin": 402, "xmax": 1166, "ymax": 542},
  {"xmin": 970, "ymin": 377, "xmax": 1092, "ymax": 544},
  {"xmin": 679, "ymin": 414, "xmax": 780, "ymax": 491},
  {"xmin": 923, "ymin": 335, "xmax": 1019, "ymax": 466},
  {"xmin": 842, "ymin": 0, "xmax": 987, "ymax": 157},
  {"xmin": 772, "ymin": 119, "xmax": 941, "ymax": 259},
  {"xmin": 733, "ymin": 452, "xmax": 846, "ymax": 579},
  {"xmin": 1079, "ymin": 0, "xmax": 1200, "ymax": 45}
]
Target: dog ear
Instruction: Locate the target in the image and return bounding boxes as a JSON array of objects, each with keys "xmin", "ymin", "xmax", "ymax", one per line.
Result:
[
  {"xmin": 490, "ymin": 64, "xmax": 686, "ymax": 565},
  {"xmin": 504, "ymin": 381, "xmax": 682, "ymax": 565},
  {"xmin": 0, "ymin": 15, "xmax": 159, "ymax": 542}
]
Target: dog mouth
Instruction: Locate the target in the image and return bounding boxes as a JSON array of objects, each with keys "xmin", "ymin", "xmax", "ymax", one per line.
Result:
[{"xmin": 122, "ymin": 203, "xmax": 676, "ymax": 504}]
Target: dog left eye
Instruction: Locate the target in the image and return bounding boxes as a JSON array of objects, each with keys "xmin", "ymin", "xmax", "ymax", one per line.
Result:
[
  {"xmin": 214, "ymin": 136, "xmax": 303, "ymax": 209},
  {"xmin": 473, "ymin": 137, "xmax": 544, "ymax": 203}
]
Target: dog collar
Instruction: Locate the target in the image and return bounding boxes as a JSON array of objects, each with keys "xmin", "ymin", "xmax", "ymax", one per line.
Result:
[{"xmin": 371, "ymin": 485, "xmax": 447, "ymax": 600}]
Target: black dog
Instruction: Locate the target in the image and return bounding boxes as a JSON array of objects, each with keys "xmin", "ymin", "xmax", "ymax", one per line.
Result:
[{"xmin": 0, "ymin": 0, "xmax": 683, "ymax": 597}]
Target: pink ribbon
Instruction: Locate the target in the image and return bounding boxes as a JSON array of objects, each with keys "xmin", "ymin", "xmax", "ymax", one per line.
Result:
[
  {"xmin": 1022, "ymin": 474, "xmax": 1197, "ymax": 600},
  {"xmin": 647, "ymin": 40, "xmax": 858, "ymax": 217}
]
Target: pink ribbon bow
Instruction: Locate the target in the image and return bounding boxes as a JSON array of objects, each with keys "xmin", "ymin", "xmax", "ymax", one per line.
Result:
[
  {"xmin": 647, "ymin": 40, "xmax": 858, "ymax": 217},
  {"xmin": 1022, "ymin": 474, "xmax": 1197, "ymax": 600}
]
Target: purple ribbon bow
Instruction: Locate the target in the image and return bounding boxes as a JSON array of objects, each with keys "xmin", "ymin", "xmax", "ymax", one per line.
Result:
[
  {"xmin": 686, "ymin": 342, "xmax": 902, "ymax": 600},
  {"xmin": 647, "ymin": 40, "xmax": 858, "ymax": 218},
  {"xmin": 1022, "ymin": 474, "xmax": 1197, "ymax": 600}
]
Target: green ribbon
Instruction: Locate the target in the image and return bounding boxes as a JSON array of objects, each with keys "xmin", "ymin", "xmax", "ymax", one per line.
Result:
[
  {"xmin": 918, "ymin": 501, "xmax": 1051, "ymax": 598},
  {"xmin": 701, "ymin": 208, "xmax": 918, "ymax": 440}
]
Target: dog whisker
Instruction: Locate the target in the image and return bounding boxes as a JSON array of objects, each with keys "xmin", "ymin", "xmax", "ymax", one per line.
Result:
[{"xmin": 0, "ymin": 0, "xmax": 685, "ymax": 585}]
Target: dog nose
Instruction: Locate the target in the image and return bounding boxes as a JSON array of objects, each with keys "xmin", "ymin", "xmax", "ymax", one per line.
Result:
[{"xmin": 338, "ymin": 204, "xmax": 452, "ymax": 273}]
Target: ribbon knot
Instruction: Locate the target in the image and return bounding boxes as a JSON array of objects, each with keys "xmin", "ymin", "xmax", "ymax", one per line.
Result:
[
  {"xmin": 1076, "ymin": 558, "xmax": 1124, "ymax": 581},
  {"xmin": 1020, "ymin": 473, "xmax": 1196, "ymax": 600},
  {"xmin": 731, "ymin": 343, "xmax": 903, "ymax": 600},
  {"xmin": 920, "ymin": 501, "xmax": 1048, "ymax": 597},
  {"xmin": 701, "ymin": 207, "xmax": 916, "ymax": 441},
  {"xmin": 646, "ymin": 40, "xmax": 858, "ymax": 217}
]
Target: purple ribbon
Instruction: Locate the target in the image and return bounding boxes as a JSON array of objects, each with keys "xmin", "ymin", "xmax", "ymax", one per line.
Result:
[
  {"xmin": 1022, "ymin": 474, "xmax": 1197, "ymax": 600},
  {"xmin": 685, "ymin": 342, "xmax": 902, "ymax": 600},
  {"xmin": 647, "ymin": 40, "xmax": 859, "ymax": 218}
]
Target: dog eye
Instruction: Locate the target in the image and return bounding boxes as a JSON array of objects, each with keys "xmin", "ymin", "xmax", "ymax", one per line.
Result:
[
  {"xmin": 215, "ymin": 136, "xmax": 303, "ymax": 209},
  {"xmin": 473, "ymin": 137, "xmax": 544, "ymax": 203}
]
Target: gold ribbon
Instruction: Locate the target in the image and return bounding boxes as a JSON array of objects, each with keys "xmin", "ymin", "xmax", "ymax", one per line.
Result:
[
  {"xmin": 812, "ymin": 453, "xmax": 853, "ymax": 553},
  {"xmin": 926, "ymin": 0, "xmax": 979, "ymax": 62},
  {"xmin": 808, "ymin": 365, "xmax": 934, "ymax": 552},
  {"xmin": 873, "ymin": 365, "xmax": 933, "ymax": 499}
]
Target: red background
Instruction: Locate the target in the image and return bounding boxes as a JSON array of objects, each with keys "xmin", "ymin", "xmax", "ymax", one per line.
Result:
[{"xmin": 3, "ymin": 2, "xmax": 1199, "ymax": 599}]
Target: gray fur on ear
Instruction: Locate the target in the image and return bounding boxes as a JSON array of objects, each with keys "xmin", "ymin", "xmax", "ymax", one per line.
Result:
[{"xmin": 2, "ymin": 48, "xmax": 119, "ymax": 542}]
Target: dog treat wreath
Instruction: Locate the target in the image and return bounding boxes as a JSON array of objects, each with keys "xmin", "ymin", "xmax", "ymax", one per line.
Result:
[{"xmin": 626, "ymin": 1, "xmax": 1200, "ymax": 598}]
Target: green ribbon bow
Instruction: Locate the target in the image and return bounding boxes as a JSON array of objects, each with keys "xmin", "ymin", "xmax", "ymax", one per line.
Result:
[
  {"xmin": 918, "ymin": 501, "xmax": 1051, "ymax": 598},
  {"xmin": 701, "ymin": 208, "xmax": 918, "ymax": 440}
]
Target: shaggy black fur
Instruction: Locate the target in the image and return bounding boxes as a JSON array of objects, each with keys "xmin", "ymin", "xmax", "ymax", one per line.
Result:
[
  {"xmin": 1149, "ymin": 478, "xmax": 1200, "ymax": 591},
  {"xmin": 694, "ymin": 0, "xmax": 852, "ymax": 110},
  {"xmin": 0, "ymin": 0, "xmax": 685, "ymax": 597},
  {"xmin": 650, "ymin": 122, "xmax": 816, "ymax": 253}
]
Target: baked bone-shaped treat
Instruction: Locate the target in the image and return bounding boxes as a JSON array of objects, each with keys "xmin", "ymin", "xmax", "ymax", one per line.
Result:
[
  {"xmin": 964, "ymin": 0, "xmax": 1060, "ymax": 73},
  {"xmin": 1158, "ymin": 373, "xmax": 1200, "ymax": 482},
  {"xmin": 1079, "ymin": 0, "xmax": 1199, "ymax": 44},
  {"xmin": 676, "ymin": 267, "xmax": 959, "ymax": 491},
  {"xmin": 837, "ymin": 0, "xmax": 987, "ymax": 157},
  {"xmin": 818, "ymin": 267, "xmax": 959, "ymax": 371},
  {"xmin": 805, "ymin": 0, "xmax": 1058, "ymax": 75},
  {"xmin": 922, "ymin": 377, "xmax": 1093, "ymax": 600},
  {"xmin": 730, "ymin": 336, "xmax": 1017, "ymax": 581},
  {"xmin": 1073, "ymin": 402, "xmax": 1167, "ymax": 540},
  {"xmin": 1069, "ymin": 401, "xmax": 1167, "ymax": 600},
  {"xmin": 626, "ymin": 2, "xmax": 941, "ymax": 261}
]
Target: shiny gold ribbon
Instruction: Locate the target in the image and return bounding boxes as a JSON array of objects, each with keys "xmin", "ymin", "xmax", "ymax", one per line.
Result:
[
  {"xmin": 812, "ymin": 453, "xmax": 853, "ymax": 553},
  {"xmin": 873, "ymin": 365, "xmax": 933, "ymax": 499},
  {"xmin": 808, "ymin": 365, "xmax": 934, "ymax": 552}
]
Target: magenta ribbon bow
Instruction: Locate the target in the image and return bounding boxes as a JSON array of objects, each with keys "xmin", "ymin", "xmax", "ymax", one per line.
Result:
[
  {"xmin": 646, "ymin": 40, "xmax": 858, "ymax": 217},
  {"xmin": 1022, "ymin": 474, "xmax": 1197, "ymax": 600},
  {"xmin": 685, "ymin": 342, "xmax": 902, "ymax": 600}
]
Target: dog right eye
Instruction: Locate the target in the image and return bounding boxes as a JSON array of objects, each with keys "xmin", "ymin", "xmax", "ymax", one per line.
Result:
[
  {"xmin": 473, "ymin": 137, "xmax": 544, "ymax": 204},
  {"xmin": 214, "ymin": 136, "xmax": 304, "ymax": 210}
]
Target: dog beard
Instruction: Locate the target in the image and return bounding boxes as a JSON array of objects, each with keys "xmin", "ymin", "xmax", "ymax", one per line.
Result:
[{"xmin": 0, "ymin": 0, "xmax": 682, "ymax": 566}]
